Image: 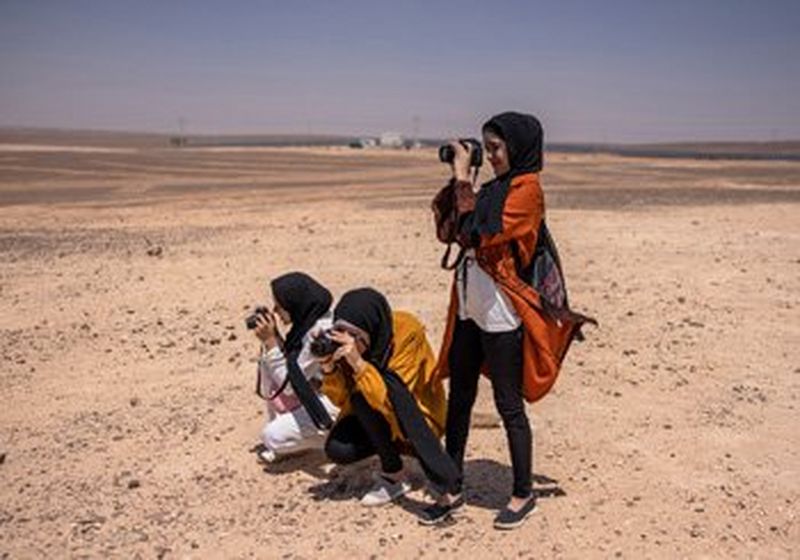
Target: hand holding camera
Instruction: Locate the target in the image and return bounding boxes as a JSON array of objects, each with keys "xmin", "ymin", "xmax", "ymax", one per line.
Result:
[
  {"xmin": 246, "ymin": 306, "xmax": 279, "ymax": 349},
  {"xmin": 439, "ymin": 138, "xmax": 482, "ymax": 183},
  {"xmin": 311, "ymin": 328, "xmax": 365, "ymax": 375}
]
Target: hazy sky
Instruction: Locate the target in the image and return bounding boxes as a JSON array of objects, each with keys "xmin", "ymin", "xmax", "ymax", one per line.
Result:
[{"xmin": 1, "ymin": 0, "xmax": 799, "ymax": 142}]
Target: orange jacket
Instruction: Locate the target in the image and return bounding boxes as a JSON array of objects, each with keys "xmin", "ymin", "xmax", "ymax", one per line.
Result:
[{"xmin": 435, "ymin": 172, "xmax": 583, "ymax": 402}]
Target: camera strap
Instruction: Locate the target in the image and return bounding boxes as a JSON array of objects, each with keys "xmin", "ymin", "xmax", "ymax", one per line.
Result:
[
  {"xmin": 440, "ymin": 243, "xmax": 465, "ymax": 270},
  {"xmin": 255, "ymin": 337, "xmax": 292, "ymax": 401},
  {"xmin": 263, "ymin": 374, "xmax": 291, "ymax": 401}
]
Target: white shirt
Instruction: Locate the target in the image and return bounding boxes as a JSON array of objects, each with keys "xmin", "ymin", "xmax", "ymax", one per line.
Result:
[
  {"xmin": 456, "ymin": 249, "xmax": 521, "ymax": 332},
  {"xmin": 258, "ymin": 313, "xmax": 334, "ymax": 398}
]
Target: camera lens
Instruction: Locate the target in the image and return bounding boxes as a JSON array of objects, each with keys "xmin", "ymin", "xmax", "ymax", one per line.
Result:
[
  {"xmin": 245, "ymin": 314, "xmax": 258, "ymax": 330},
  {"xmin": 245, "ymin": 306, "xmax": 268, "ymax": 330},
  {"xmin": 438, "ymin": 145, "xmax": 455, "ymax": 164},
  {"xmin": 309, "ymin": 331, "xmax": 342, "ymax": 357},
  {"xmin": 438, "ymin": 139, "xmax": 482, "ymax": 168}
]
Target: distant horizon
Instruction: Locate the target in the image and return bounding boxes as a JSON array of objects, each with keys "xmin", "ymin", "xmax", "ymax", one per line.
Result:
[{"xmin": 2, "ymin": 123, "xmax": 800, "ymax": 147}]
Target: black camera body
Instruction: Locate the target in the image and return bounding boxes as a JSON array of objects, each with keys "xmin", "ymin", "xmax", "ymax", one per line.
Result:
[
  {"xmin": 439, "ymin": 138, "xmax": 483, "ymax": 168},
  {"xmin": 309, "ymin": 330, "xmax": 342, "ymax": 357},
  {"xmin": 245, "ymin": 306, "xmax": 269, "ymax": 330}
]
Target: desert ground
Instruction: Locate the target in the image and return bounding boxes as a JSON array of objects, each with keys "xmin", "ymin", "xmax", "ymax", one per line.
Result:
[{"xmin": 0, "ymin": 137, "xmax": 798, "ymax": 559}]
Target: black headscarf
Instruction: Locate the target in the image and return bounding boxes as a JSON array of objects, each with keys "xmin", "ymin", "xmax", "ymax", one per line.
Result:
[
  {"xmin": 270, "ymin": 272, "xmax": 332, "ymax": 353},
  {"xmin": 333, "ymin": 288, "xmax": 393, "ymax": 370},
  {"xmin": 266, "ymin": 272, "xmax": 334, "ymax": 430},
  {"xmin": 472, "ymin": 112, "xmax": 544, "ymax": 236}
]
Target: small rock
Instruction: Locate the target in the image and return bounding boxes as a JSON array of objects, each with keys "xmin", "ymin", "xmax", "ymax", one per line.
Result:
[
  {"xmin": 127, "ymin": 479, "xmax": 141, "ymax": 489},
  {"xmin": 146, "ymin": 246, "xmax": 163, "ymax": 257},
  {"xmin": 0, "ymin": 452, "xmax": 6, "ymax": 465},
  {"xmin": 130, "ymin": 397, "xmax": 140, "ymax": 407}
]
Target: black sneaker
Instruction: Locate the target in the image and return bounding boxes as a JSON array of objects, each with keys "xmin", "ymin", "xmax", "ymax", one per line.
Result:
[
  {"xmin": 493, "ymin": 496, "xmax": 537, "ymax": 530},
  {"xmin": 418, "ymin": 495, "xmax": 466, "ymax": 526}
]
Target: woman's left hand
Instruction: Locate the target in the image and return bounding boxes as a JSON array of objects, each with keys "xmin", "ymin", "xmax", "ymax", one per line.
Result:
[
  {"xmin": 328, "ymin": 330, "xmax": 366, "ymax": 374},
  {"xmin": 449, "ymin": 139, "xmax": 472, "ymax": 183}
]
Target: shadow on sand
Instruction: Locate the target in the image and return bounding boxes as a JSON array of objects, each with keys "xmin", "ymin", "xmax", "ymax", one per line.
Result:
[
  {"xmin": 250, "ymin": 443, "xmax": 336, "ymax": 480},
  {"xmin": 257, "ymin": 443, "xmax": 566, "ymax": 518},
  {"xmin": 460, "ymin": 458, "xmax": 566, "ymax": 510}
]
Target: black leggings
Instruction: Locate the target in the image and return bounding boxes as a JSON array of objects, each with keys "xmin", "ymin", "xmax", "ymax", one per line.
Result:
[
  {"xmin": 446, "ymin": 318, "xmax": 532, "ymax": 498},
  {"xmin": 325, "ymin": 392, "xmax": 403, "ymax": 474},
  {"xmin": 325, "ymin": 386, "xmax": 460, "ymax": 494}
]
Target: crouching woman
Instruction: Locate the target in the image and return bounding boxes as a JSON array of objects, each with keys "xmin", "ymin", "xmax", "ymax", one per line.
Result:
[
  {"xmin": 253, "ymin": 272, "xmax": 339, "ymax": 463},
  {"xmin": 317, "ymin": 288, "xmax": 460, "ymax": 508}
]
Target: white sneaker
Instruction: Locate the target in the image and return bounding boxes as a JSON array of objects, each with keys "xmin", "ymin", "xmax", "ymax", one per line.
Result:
[
  {"xmin": 258, "ymin": 448, "xmax": 278, "ymax": 463},
  {"xmin": 360, "ymin": 473, "xmax": 411, "ymax": 507}
]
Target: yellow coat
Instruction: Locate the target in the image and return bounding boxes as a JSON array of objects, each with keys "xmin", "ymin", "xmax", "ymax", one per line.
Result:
[{"xmin": 321, "ymin": 311, "xmax": 446, "ymax": 441}]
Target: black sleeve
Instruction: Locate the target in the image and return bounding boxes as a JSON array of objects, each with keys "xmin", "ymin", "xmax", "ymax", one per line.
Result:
[{"xmin": 457, "ymin": 212, "xmax": 481, "ymax": 248}]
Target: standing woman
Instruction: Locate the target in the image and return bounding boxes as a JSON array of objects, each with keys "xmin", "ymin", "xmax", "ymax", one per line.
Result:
[{"xmin": 429, "ymin": 112, "xmax": 590, "ymax": 529}]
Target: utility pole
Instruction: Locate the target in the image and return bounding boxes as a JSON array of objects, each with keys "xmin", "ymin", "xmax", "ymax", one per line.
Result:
[{"xmin": 171, "ymin": 116, "xmax": 187, "ymax": 148}]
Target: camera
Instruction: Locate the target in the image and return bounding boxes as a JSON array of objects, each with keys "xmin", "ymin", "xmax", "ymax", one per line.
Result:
[
  {"xmin": 438, "ymin": 138, "xmax": 483, "ymax": 168},
  {"xmin": 245, "ymin": 306, "xmax": 269, "ymax": 330},
  {"xmin": 309, "ymin": 329, "xmax": 342, "ymax": 357}
]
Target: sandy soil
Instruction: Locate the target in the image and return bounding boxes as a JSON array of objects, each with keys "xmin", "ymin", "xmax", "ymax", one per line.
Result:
[{"xmin": 0, "ymin": 144, "xmax": 798, "ymax": 559}]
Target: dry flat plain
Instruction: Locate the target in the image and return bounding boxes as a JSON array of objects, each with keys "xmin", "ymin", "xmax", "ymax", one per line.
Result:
[{"xmin": 0, "ymin": 137, "xmax": 798, "ymax": 559}]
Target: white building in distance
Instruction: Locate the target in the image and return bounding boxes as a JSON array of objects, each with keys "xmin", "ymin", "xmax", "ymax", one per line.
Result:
[{"xmin": 379, "ymin": 131, "xmax": 404, "ymax": 148}]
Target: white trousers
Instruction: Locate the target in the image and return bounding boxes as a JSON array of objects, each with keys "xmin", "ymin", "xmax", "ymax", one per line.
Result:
[{"xmin": 262, "ymin": 395, "xmax": 339, "ymax": 456}]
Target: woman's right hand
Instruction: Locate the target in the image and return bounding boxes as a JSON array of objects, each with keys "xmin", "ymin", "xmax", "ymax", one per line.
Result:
[
  {"xmin": 253, "ymin": 311, "xmax": 278, "ymax": 349},
  {"xmin": 449, "ymin": 139, "xmax": 472, "ymax": 183}
]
